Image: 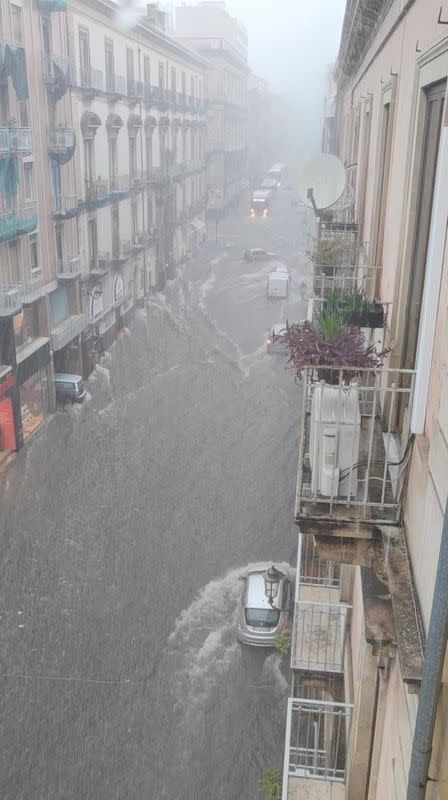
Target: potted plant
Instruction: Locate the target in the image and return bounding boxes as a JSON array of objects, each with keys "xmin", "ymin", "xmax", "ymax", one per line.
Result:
[
  {"xmin": 274, "ymin": 630, "xmax": 291, "ymax": 654},
  {"xmin": 339, "ymin": 288, "xmax": 385, "ymax": 328},
  {"xmin": 281, "ymin": 316, "xmax": 389, "ymax": 383},
  {"xmin": 307, "ymin": 236, "xmax": 350, "ymax": 269}
]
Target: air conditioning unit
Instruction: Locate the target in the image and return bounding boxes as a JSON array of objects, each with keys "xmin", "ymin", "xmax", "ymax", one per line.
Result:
[{"xmin": 309, "ymin": 384, "xmax": 361, "ymax": 498}]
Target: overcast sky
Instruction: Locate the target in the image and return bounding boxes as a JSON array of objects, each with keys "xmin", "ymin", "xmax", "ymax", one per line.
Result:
[{"xmin": 178, "ymin": 0, "xmax": 347, "ymax": 162}]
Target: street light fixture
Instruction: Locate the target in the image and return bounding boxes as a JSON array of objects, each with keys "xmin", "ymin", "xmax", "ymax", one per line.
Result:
[{"xmin": 264, "ymin": 565, "xmax": 285, "ymax": 607}]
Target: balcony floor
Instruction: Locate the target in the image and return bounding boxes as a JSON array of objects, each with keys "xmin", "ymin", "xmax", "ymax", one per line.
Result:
[{"xmin": 287, "ymin": 776, "xmax": 345, "ymax": 800}]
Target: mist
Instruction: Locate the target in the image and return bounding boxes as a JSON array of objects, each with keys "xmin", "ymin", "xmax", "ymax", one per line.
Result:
[{"xmin": 178, "ymin": 0, "xmax": 346, "ymax": 170}]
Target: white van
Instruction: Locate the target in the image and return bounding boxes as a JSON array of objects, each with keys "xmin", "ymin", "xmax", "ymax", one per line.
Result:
[{"xmin": 267, "ymin": 263, "xmax": 289, "ymax": 298}]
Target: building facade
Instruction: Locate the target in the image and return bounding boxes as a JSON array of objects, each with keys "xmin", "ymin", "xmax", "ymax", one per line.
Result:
[
  {"xmin": 0, "ymin": 0, "xmax": 207, "ymax": 455},
  {"xmin": 175, "ymin": 1, "xmax": 249, "ymax": 217},
  {"xmin": 282, "ymin": 2, "xmax": 448, "ymax": 799}
]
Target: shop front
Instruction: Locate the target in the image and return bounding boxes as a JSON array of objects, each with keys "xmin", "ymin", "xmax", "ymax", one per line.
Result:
[
  {"xmin": 16, "ymin": 340, "xmax": 52, "ymax": 443},
  {"xmin": 0, "ymin": 367, "xmax": 22, "ymax": 452}
]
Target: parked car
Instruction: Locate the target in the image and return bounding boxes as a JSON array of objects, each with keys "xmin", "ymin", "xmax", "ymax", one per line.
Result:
[
  {"xmin": 55, "ymin": 373, "xmax": 86, "ymax": 404},
  {"xmin": 243, "ymin": 248, "xmax": 277, "ymax": 262},
  {"xmin": 266, "ymin": 323, "xmax": 288, "ymax": 354},
  {"xmin": 236, "ymin": 568, "xmax": 292, "ymax": 647}
]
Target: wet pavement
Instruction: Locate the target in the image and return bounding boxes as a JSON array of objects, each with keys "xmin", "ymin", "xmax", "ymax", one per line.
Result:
[{"xmin": 0, "ymin": 191, "xmax": 312, "ymax": 799}]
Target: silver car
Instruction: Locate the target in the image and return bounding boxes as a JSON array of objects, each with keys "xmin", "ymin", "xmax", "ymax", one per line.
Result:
[{"xmin": 236, "ymin": 569, "xmax": 292, "ymax": 647}]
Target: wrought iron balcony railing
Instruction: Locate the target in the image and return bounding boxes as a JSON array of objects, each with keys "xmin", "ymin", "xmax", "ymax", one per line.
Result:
[
  {"xmin": 291, "ymin": 601, "xmax": 350, "ymax": 673},
  {"xmin": 48, "ymin": 128, "xmax": 75, "ymax": 153},
  {"xmin": 312, "ymin": 264, "xmax": 380, "ymax": 300},
  {"xmin": 80, "ymin": 67, "xmax": 104, "ymax": 92},
  {"xmin": 0, "ymin": 283, "xmax": 22, "ymax": 314},
  {"xmin": 284, "ymin": 698, "xmax": 352, "ymax": 783},
  {"xmin": 57, "ymin": 256, "xmax": 81, "ymax": 279},
  {"xmin": 0, "ymin": 126, "xmax": 32, "ymax": 155},
  {"xmin": 295, "ymin": 366, "xmax": 416, "ymax": 527}
]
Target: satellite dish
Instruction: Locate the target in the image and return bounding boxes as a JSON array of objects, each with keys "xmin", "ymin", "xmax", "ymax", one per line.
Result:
[{"xmin": 298, "ymin": 155, "xmax": 346, "ymax": 212}]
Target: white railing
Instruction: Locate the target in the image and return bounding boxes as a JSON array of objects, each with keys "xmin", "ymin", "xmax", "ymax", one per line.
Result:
[
  {"xmin": 80, "ymin": 67, "xmax": 104, "ymax": 91},
  {"xmin": 285, "ymin": 698, "xmax": 352, "ymax": 782},
  {"xmin": 0, "ymin": 126, "xmax": 32, "ymax": 154},
  {"xmin": 48, "ymin": 128, "xmax": 75, "ymax": 151},
  {"xmin": 43, "ymin": 54, "xmax": 74, "ymax": 83},
  {"xmin": 298, "ymin": 534, "xmax": 340, "ymax": 588},
  {"xmin": 295, "ymin": 367, "xmax": 416, "ymax": 525},
  {"xmin": 312, "ymin": 264, "xmax": 380, "ymax": 300},
  {"xmin": 291, "ymin": 602, "xmax": 350, "ymax": 673},
  {"xmin": 0, "ymin": 283, "xmax": 22, "ymax": 313},
  {"xmin": 112, "ymin": 74, "xmax": 126, "ymax": 95},
  {"xmin": 22, "ymin": 274, "xmax": 42, "ymax": 301},
  {"xmin": 57, "ymin": 256, "xmax": 81, "ymax": 277}
]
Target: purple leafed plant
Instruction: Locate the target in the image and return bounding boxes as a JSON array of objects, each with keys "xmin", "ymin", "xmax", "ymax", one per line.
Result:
[{"xmin": 282, "ymin": 320, "xmax": 390, "ymax": 374}]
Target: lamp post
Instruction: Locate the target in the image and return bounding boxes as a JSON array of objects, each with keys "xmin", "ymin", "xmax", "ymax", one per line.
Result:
[{"xmin": 264, "ymin": 565, "xmax": 285, "ymax": 607}]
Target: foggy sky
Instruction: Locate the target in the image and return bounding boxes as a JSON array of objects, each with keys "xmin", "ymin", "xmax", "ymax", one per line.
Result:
[{"xmin": 183, "ymin": 0, "xmax": 346, "ymax": 162}]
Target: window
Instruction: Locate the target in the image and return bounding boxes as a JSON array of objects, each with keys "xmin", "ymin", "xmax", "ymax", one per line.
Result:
[
  {"xmin": 88, "ymin": 218, "xmax": 98, "ymax": 268},
  {"xmin": 0, "ymin": 83, "xmax": 9, "ymax": 124},
  {"xmin": 170, "ymin": 66, "xmax": 176, "ymax": 94},
  {"xmin": 144, "ymin": 56, "xmax": 151, "ymax": 102},
  {"xmin": 84, "ymin": 138, "xmax": 94, "ymax": 181},
  {"xmin": 24, "ymin": 163, "xmax": 34, "ymax": 200},
  {"xmin": 181, "ymin": 71, "xmax": 186, "ymax": 99},
  {"xmin": 29, "ymin": 234, "xmax": 39, "ymax": 272},
  {"xmin": 131, "ymin": 199, "xmax": 138, "ymax": 240},
  {"xmin": 11, "ymin": 5, "xmax": 22, "ymax": 43},
  {"xmin": 403, "ymin": 80, "xmax": 446, "ymax": 371},
  {"xmin": 190, "ymin": 75, "xmax": 195, "ymax": 101},
  {"xmin": 145, "ymin": 132, "xmax": 153, "ymax": 174},
  {"xmin": 158, "ymin": 61, "xmax": 164, "ymax": 90},
  {"xmin": 55, "ymin": 226, "xmax": 63, "ymax": 261},
  {"xmin": 372, "ymin": 97, "xmax": 392, "ymax": 269},
  {"xmin": 41, "ymin": 16, "xmax": 52, "ymax": 59},
  {"xmin": 79, "ymin": 28, "xmax": 91, "ymax": 86},
  {"xmin": 126, "ymin": 48, "xmax": 134, "ymax": 96},
  {"xmin": 18, "ymin": 101, "xmax": 28, "ymax": 127},
  {"xmin": 129, "ymin": 136, "xmax": 136, "ymax": 179},
  {"xmin": 50, "ymin": 161, "xmax": 61, "ymax": 206},
  {"xmin": 105, "ymin": 38, "xmax": 114, "ymax": 93},
  {"xmin": 108, "ymin": 137, "xmax": 117, "ymax": 184},
  {"xmin": 8, "ymin": 241, "xmax": 20, "ymax": 283}
]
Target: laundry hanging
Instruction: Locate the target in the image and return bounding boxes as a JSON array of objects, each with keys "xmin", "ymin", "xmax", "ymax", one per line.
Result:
[
  {"xmin": 0, "ymin": 156, "xmax": 19, "ymax": 202},
  {"xmin": 2, "ymin": 44, "xmax": 29, "ymax": 102}
]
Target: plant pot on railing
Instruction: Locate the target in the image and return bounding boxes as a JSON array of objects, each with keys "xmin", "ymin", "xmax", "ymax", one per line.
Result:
[{"xmin": 345, "ymin": 303, "xmax": 385, "ymax": 329}]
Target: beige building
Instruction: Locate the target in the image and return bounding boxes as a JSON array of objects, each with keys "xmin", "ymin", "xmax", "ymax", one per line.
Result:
[
  {"xmin": 282, "ymin": 2, "xmax": 448, "ymax": 799},
  {"xmin": 175, "ymin": 1, "xmax": 249, "ymax": 216},
  {"xmin": 0, "ymin": 0, "xmax": 207, "ymax": 455}
]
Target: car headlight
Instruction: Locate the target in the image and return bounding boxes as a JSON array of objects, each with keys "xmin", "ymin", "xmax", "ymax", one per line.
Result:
[{"xmin": 266, "ymin": 339, "xmax": 272, "ymax": 345}]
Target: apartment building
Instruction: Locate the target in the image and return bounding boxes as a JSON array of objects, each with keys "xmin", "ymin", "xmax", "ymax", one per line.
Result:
[
  {"xmin": 282, "ymin": 2, "xmax": 448, "ymax": 799},
  {"xmin": 175, "ymin": 1, "xmax": 249, "ymax": 216},
  {"xmin": 0, "ymin": 0, "xmax": 207, "ymax": 454}
]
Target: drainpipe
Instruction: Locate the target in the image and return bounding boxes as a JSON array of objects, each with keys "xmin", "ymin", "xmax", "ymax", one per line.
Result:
[{"xmin": 407, "ymin": 500, "xmax": 448, "ymax": 799}]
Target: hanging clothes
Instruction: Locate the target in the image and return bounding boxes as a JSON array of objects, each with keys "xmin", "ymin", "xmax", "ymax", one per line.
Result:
[
  {"xmin": 2, "ymin": 44, "xmax": 29, "ymax": 102},
  {"xmin": 51, "ymin": 60, "xmax": 70, "ymax": 103}
]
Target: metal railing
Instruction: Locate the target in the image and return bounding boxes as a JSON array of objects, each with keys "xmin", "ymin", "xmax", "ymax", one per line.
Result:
[
  {"xmin": 0, "ymin": 283, "xmax": 22, "ymax": 313},
  {"xmin": 110, "ymin": 74, "xmax": 126, "ymax": 95},
  {"xmin": 146, "ymin": 167, "xmax": 168, "ymax": 184},
  {"xmin": 48, "ymin": 128, "xmax": 75, "ymax": 152},
  {"xmin": 90, "ymin": 253, "xmax": 111, "ymax": 275},
  {"xmin": 80, "ymin": 67, "xmax": 104, "ymax": 92},
  {"xmin": 22, "ymin": 274, "xmax": 43, "ymax": 301},
  {"xmin": 53, "ymin": 194, "xmax": 78, "ymax": 215},
  {"xmin": 85, "ymin": 177, "xmax": 109, "ymax": 202},
  {"xmin": 57, "ymin": 256, "xmax": 81, "ymax": 277},
  {"xmin": 298, "ymin": 535, "xmax": 340, "ymax": 588},
  {"xmin": 285, "ymin": 697, "xmax": 352, "ymax": 782},
  {"xmin": 110, "ymin": 174, "xmax": 131, "ymax": 193},
  {"xmin": 291, "ymin": 602, "xmax": 350, "ymax": 673},
  {"xmin": 43, "ymin": 53, "xmax": 74, "ymax": 84},
  {"xmin": 295, "ymin": 367, "xmax": 416, "ymax": 525},
  {"xmin": 17, "ymin": 203, "xmax": 38, "ymax": 235},
  {"xmin": 312, "ymin": 264, "xmax": 380, "ymax": 300},
  {"xmin": 0, "ymin": 126, "xmax": 33, "ymax": 154}
]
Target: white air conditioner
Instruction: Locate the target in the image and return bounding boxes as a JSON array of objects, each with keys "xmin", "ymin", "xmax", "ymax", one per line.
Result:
[{"xmin": 309, "ymin": 384, "xmax": 361, "ymax": 498}]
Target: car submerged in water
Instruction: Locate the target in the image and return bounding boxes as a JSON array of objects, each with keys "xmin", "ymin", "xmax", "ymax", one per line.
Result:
[{"xmin": 235, "ymin": 568, "xmax": 292, "ymax": 647}]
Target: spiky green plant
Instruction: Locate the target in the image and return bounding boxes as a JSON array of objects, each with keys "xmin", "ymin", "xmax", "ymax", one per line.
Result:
[{"xmin": 260, "ymin": 768, "xmax": 282, "ymax": 800}]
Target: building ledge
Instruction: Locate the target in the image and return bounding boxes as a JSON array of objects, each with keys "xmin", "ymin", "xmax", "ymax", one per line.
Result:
[{"xmin": 16, "ymin": 337, "xmax": 50, "ymax": 365}]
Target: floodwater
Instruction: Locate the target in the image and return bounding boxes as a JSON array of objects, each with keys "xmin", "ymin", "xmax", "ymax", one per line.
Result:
[{"xmin": 0, "ymin": 192, "xmax": 311, "ymax": 799}]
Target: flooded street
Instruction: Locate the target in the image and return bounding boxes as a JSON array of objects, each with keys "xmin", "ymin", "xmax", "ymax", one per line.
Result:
[{"xmin": 0, "ymin": 192, "xmax": 310, "ymax": 799}]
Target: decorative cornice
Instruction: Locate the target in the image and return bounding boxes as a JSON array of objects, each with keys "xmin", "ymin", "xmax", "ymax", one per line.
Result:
[{"xmin": 338, "ymin": 0, "xmax": 392, "ymax": 76}]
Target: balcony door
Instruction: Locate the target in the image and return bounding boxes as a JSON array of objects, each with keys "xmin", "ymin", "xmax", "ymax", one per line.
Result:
[
  {"xmin": 88, "ymin": 217, "xmax": 98, "ymax": 269},
  {"xmin": 402, "ymin": 80, "xmax": 446, "ymax": 371},
  {"xmin": 105, "ymin": 38, "xmax": 114, "ymax": 93},
  {"xmin": 79, "ymin": 28, "xmax": 90, "ymax": 86}
]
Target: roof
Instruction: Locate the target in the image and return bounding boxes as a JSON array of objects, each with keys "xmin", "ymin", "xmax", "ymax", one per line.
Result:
[
  {"xmin": 252, "ymin": 190, "xmax": 271, "ymax": 200},
  {"xmin": 246, "ymin": 571, "xmax": 281, "ymax": 610}
]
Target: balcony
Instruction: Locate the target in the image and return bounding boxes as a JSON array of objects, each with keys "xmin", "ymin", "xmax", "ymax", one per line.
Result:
[
  {"xmin": 150, "ymin": 86, "xmax": 168, "ymax": 109},
  {"xmin": 107, "ymin": 74, "xmax": 126, "ymax": 96},
  {"xmin": 57, "ymin": 256, "xmax": 81, "ymax": 280},
  {"xmin": 38, "ymin": 0, "xmax": 67, "ymax": 10},
  {"xmin": 291, "ymin": 602, "xmax": 350, "ymax": 673},
  {"xmin": 17, "ymin": 203, "xmax": 38, "ymax": 236},
  {"xmin": 22, "ymin": 274, "xmax": 47, "ymax": 303},
  {"xmin": 284, "ymin": 697, "xmax": 352, "ymax": 793},
  {"xmin": 0, "ymin": 284, "xmax": 22, "ymax": 315},
  {"xmin": 0, "ymin": 126, "xmax": 33, "ymax": 157},
  {"xmin": 51, "ymin": 313, "xmax": 87, "ymax": 351},
  {"xmin": 48, "ymin": 128, "xmax": 75, "ymax": 157},
  {"xmin": 295, "ymin": 366, "xmax": 416, "ymax": 529},
  {"xmin": 110, "ymin": 174, "xmax": 131, "ymax": 198},
  {"xmin": 85, "ymin": 177, "xmax": 109, "ymax": 206},
  {"xmin": 0, "ymin": 210, "xmax": 18, "ymax": 242},
  {"xmin": 80, "ymin": 67, "xmax": 104, "ymax": 94},
  {"xmin": 147, "ymin": 167, "xmax": 169, "ymax": 185},
  {"xmin": 89, "ymin": 253, "xmax": 111, "ymax": 279},
  {"xmin": 165, "ymin": 89, "xmax": 176, "ymax": 108},
  {"xmin": 298, "ymin": 534, "xmax": 340, "ymax": 590},
  {"xmin": 176, "ymin": 92, "xmax": 187, "ymax": 112},
  {"xmin": 43, "ymin": 54, "xmax": 74, "ymax": 88},
  {"xmin": 312, "ymin": 264, "xmax": 380, "ymax": 300},
  {"xmin": 53, "ymin": 194, "xmax": 79, "ymax": 218}
]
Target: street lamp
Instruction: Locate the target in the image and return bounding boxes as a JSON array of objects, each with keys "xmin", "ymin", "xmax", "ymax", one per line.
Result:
[{"xmin": 264, "ymin": 565, "xmax": 285, "ymax": 607}]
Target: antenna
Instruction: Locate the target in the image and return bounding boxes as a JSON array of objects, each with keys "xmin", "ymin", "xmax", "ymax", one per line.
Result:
[{"xmin": 298, "ymin": 154, "xmax": 346, "ymax": 212}]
